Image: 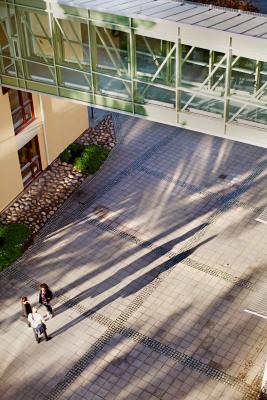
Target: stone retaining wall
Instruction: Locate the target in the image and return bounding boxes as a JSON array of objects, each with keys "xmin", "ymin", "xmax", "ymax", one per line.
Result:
[{"xmin": 0, "ymin": 114, "xmax": 116, "ymax": 234}]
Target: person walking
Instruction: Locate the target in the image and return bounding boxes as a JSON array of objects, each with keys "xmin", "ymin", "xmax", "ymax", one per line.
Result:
[
  {"xmin": 20, "ymin": 296, "xmax": 32, "ymax": 327},
  {"xmin": 39, "ymin": 283, "xmax": 53, "ymax": 318},
  {"xmin": 28, "ymin": 307, "xmax": 50, "ymax": 343}
]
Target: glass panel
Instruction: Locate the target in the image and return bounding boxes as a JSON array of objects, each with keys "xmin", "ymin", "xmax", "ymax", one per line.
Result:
[
  {"xmin": 24, "ymin": 104, "xmax": 33, "ymax": 122},
  {"xmin": 211, "ymin": 67, "xmax": 226, "ymax": 94},
  {"xmin": 1, "ymin": 56, "xmax": 16, "ymax": 76},
  {"xmin": 261, "ymin": 62, "xmax": 267, "ymax": 73},
  {"xmin": 230, "ymin": 71, "xmax": 255, "ymax": 95},
  {"xmin": 18, "ymin": 137, "xmax": 41, "ymax": 186},
  {"xmin": 28, "ymin": 138, "xmax": 38, "ymax": 160},
  {"xmin": 214, "ymin": 52, "xmax": 227, "ymax": 65},
  {"xmin": 95, "ymin": 73, "xmax": 131, "ymax": 100},
  {"xmin": 20, "ymin": 164, "xmax": 33, "ymax": 186},
  {"xmin": 18, "ymin": 145, "xmax": 28, "ymax": 167},
  {"xmin": 26, "ymin": 61, "xmax": 55, "ymax": 84},
  {"xmin": 8, "ymin": 89, "xmax": 34, "ymax": 133},
  {"xmin": 181, "ymin": 91, "xmax": 224, "ymax": 117},
  {"xmin": 0, "ymin": 20, "xmax": 10, "ymax": 56},
  {"xmin": 259, "ymin": 73, "xmax": 267, "ymax": 102},
  {"xmin": 135, "ymin": 35, "xmax": 175, "ymax": 86},
  {"xmin": 182, "ymin": 63, "xmax": 208, "ymax": 87},
  {"xmin": 59, "ymin": 67, "xmax": 91, "ymax": 91},
  {"xmin": 233, "ymin": 57, "xmax": 256, "ymax": 71},
  {"xmin": 8, "ymin": 89, "xmax": 20, "ymax": 110},
  {"xmin": 18, "ymin": 145, "xmax": 31, "ymax": 185},
  {"xmin": 181, "ymin": 46, "xmax": 226, "ymax": 95},
  {"xmin": 57, "ymin": 19, "xmax": 90, "ymax": 68},
  {"xmin": 0, "ymin": 5, "xmax": 17, "ymax": 58},
  {"xmin": 21, "ymin": 91, "xmax": 31, "ymax": 103},
  {"xmin": 15, "ymin": 60, "xmax": 24, "ymax": 78},
  {"xmin": 229, "ymin": 101, "xmax": 267, "ymax": 126},
  {"xmin": 94, "ymin": 26, "xmax": 129, "ymax": 78},
  {"xmin": 135, "ymin": 82, "xmax": 175, "ymax": 108},
  {"xmin": 19, "ymin": 10, "xmax": 53, "ymax": 62},
  {"xmin": 32, "ymin": 158, "xmax": 41, "ymax": 174},
  {"xmin": 182, "ymin": 45, "xmax": 209, "ymax": 88},
  {"xmin": 12, "ymin": 108, "xmax": 24, "ymax": 130},
  {"xmin": 231, "ymin": 56, "xmax": 256, "ymax": 95}
]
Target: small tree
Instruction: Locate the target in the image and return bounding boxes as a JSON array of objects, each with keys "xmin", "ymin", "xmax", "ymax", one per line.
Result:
[{"xmin": 190, "ymin": 0, "xmax": 258, "ymax": 12}]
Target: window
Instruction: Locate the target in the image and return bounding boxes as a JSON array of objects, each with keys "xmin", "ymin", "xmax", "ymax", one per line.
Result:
[
  {"xmin": 181, "ymin": 46, "xmax": 226, "ymax": 96},
  {"xmin": 56, "ymin": 18, "xmax": 90, "ymax": 68},
  {"xmin": 136, "ymin": 35, "xmax": 176, "ymax": 87},
  {"xmin": 8, "ymin": 89, "xmax": 34, "ymax": 133},
  {"xmin": 18, "ymin": 136, "xmax": 42, "ymax": 187},
  {"xmin": 18, "ymin": 10, "xmax": 53, "ymax": 62},
  {"xmin": 94, "ymin": 26, "xmax": 130, "ymax": 78}
]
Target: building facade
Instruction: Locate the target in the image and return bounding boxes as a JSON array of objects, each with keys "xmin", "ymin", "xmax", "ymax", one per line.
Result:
[{"xmin": 0, "ymin": 87, "xmax": 88, "ymax": 211}]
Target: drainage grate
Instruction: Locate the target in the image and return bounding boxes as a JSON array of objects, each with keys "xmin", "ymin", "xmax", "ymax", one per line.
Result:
[
  {"xmin": 255, "ymin": 207, "xmax": 267, "ymax": 225},
  {"xmin": 245, "ymin": 281, "xmax": 267, "ymax": 320},
  {"xmin": 86, "ymin": 214, "xmax": 254, "ymax": 290}
]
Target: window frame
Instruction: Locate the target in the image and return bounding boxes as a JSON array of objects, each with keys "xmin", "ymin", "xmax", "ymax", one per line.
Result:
[
  {"xmin": 7, "ymin": 88, "xmax": 35, "ymax": 134},
  {"xmin": 18, "ymin": 136, "xmax": 42, "ymax": 187}
]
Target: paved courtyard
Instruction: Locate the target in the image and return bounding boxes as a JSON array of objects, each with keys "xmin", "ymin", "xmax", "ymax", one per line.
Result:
[{"xmin": 1, "ymin": 113, "xmax": 267, "ymax": 400}]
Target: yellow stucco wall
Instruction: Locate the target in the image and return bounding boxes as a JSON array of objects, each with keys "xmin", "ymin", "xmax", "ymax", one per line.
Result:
[
  {"xmin": 0, "ymin": 91, "xmax": 88, "ymax": 212},
  {"xmin": 0, "ymin": 91, "xmax": 23, "ymax": 211},
  {"xmin": 40, "ymin": 95, "xmax": 88, "ymax": 163},
  {"xmin": 32, "ymin": 93, "xmax": 48, "ymax": 170}
]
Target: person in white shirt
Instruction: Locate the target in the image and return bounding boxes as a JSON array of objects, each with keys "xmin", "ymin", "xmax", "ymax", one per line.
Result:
[{"xmin": 28, "ymin": 307, "xmax": 50, "ymax": 343}]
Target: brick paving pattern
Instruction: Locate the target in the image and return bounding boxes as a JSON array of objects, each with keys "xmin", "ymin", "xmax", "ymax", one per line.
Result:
[{"xmin": 1, "ymin": 114, "xmax": 267, "ymax": 399}]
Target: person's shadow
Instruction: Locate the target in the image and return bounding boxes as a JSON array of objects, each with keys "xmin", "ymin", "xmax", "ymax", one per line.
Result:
[
  {"xmin": 53, "ymin": 222, "xmax": 210, "ymax": 316},
  {"xmin": 50, "ymin": 235, "xmax": 215, "ymax": 338}
]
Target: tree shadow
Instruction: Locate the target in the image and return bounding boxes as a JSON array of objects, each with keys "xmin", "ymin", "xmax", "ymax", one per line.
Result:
[
  {"xmin": 43, "ymin": 268, "xmax": 265, "ymax": 400},
  {"xmin": 50, "ymin": 236, "xmax": 214, "ymax": 338}
]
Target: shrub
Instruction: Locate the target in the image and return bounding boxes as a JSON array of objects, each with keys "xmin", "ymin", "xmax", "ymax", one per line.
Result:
[
  {"xmin": 0, "ymin": 223, "xmax": 32, "ymax": 270},
  {"xmin": 59, "ymin": 143, "xmax": 85, "ymax": 164},
  {"xmin": 59, "ymin": 148, "xmax": 72, "ymax": 163},
  {"xmin": 74, "ymin": 145, "xmax": 109, "ymax": 174}
]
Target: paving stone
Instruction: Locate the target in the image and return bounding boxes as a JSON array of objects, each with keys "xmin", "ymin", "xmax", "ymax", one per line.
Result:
[{"xmin": 1, "ymin": 114, "xmax": 267, "ymax": 400}]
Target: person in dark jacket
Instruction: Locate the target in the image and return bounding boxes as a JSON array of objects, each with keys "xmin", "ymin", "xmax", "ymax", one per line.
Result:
[
  {"xmin": 20, "ymin": 296, "xmax": 32, "ymax": 327},
  {"xmin": 39, "ymin": 283, "xmax": 53, "ymax": 318}
]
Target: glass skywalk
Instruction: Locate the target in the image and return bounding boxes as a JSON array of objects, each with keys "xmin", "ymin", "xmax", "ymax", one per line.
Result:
[{"xmin": 1, "ymin": 0, "xmax": 267, "ymax": 144}]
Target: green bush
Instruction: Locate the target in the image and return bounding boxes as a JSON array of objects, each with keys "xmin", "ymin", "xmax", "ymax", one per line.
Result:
[
  {"xmin": 59, "ymin": 148, "xmax": 72, "ymax": 163},
  {"xmin": 59, "ymin": 143, "xmax": 85, "ymax": 164},
  {"xmin": 0, "ymin": 223, "xmax": 31, "ymax": 270},
  {"xmin": 74, "ymin": 145, "xmax": 109, "ymax": 174}
]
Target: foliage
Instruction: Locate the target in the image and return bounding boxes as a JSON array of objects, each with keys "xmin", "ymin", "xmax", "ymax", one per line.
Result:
[
  {"xmin": 59, "ymin": 141, "xmax": 110, "ymax": 174},
  {"xmin": 0, "ymin": 223, "xmax": 31, "ymax": 270},
  {"xmin": 59, "ymin": 143, "xmax": 85, "ymax": 164},
  {"xmin": 190, "ymin": 0, "xmax": 258, "ymax": 12},
  {"xmin": 73, "ymin": 145, "xmax": 109, "ymax": 174}
]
